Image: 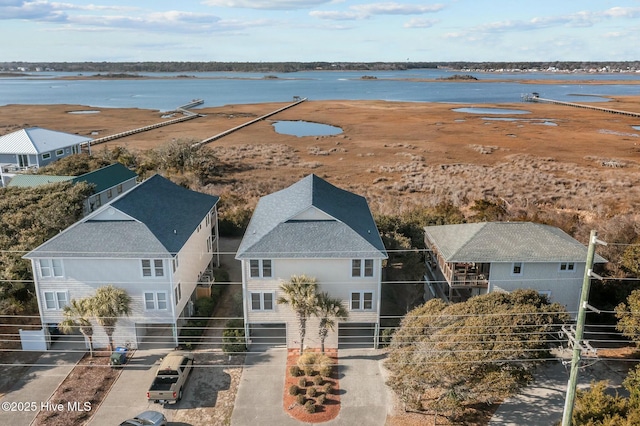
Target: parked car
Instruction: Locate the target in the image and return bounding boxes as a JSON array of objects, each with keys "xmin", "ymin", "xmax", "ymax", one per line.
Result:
[
  {"xmin": 147, "ymin": 350, "xmax": 194, "ymax": 404},
  {"xmin": 119, "ymin": 410, "xmax": 167, "ymax": 426}
]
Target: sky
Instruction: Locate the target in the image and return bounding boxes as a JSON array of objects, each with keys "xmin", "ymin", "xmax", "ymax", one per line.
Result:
[{"xmin": 1, "ymin": 0, "xmax": 640, "ymax": 62}]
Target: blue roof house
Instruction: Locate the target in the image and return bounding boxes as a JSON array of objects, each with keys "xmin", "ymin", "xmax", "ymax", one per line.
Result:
[
  {"xmin": 236, "ymin": 174, "xmax": 387, "ymax": 350},
  {"xmin": 24, "ymin": 174, "xmax": 220, "ymax": 349}
]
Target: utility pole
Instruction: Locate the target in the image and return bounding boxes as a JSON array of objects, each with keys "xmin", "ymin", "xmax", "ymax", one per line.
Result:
[{"xmin": 561, "ymin": 230, "xmax": 605, "ymax": 426}]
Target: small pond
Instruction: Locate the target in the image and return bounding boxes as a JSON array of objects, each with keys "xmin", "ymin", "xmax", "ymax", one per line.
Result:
[
  {"xmin": 68, "ymin": 110, "xmax": 100, "ymax": 114},
  {"xmin": 272, "ymin": 120, "xmax": 343, "ymax": 137},
  {"xmin": 453, "ymin": 107, "xmax": 531, "ymax": 115},
  {"xmin": 633, "ymin": 126, "xmax": 640, "ymax": 131}
]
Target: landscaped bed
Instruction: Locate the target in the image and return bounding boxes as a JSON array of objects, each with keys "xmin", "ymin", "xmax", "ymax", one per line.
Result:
[
  {"xmin": 283, "ymin": 349, "xmax": 340, "ymax": 423},
  {"xmin": 31, "ymin": 351, "xmax": 125, "ymax": 426}
]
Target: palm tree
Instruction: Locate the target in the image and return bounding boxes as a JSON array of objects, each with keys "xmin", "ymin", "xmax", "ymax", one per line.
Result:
[
  {"xmin": 59, "ymin": 298, "xmax": 95, "ymax": 357},
  {"xmin": 91, "ymin": 285, "xmax": 132, "ymax": 351},
  {"xmin": 315, "ymin": 292, "xmax": 348, "ymax": 354},
  {"xmin": 277, "ymin": 275, "xmax": 318, "ymax": 355}
]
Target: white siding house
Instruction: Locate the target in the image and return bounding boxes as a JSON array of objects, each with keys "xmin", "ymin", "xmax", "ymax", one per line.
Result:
[
  {"xmin": 423, "ymin": 222, "xmax": 607, "ymax": 314},
  {"xmin": 0, "ymin": 127, "xmax": 92, "ymax": 186},
  {"xmin": 24, "ymin": 174, "xmax": 220, "ymax": 349},
  {"xmin": 236, "ymin": 174, "xmax": 387, "ymax": 350}
]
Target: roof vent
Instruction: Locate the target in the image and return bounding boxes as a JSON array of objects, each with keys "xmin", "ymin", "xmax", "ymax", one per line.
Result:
[{"xmin": 173, "ymin": 229, "xmax": 177, "ymax": 234}]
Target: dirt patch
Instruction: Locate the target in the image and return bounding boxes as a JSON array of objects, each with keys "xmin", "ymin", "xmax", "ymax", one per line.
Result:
[
  {"xmin": 283, "ymin": 349, "xmax": 340, "ymax": 423},
  {"xmin": 31, "ymin": 351, "xmax": 124, "ymax": 426}
]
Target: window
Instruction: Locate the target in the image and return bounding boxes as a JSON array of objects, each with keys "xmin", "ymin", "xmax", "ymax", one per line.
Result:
[
  {"xmin": 172, "ymin": 255, "xmax": 179, "ymax": 273},
  {"xmin": 117, "ymin": 184, "xmax": 123, "ymax": 194},
  {"xmin": 249, "ymin": 260, "xmax": 272, "ymax": 278},
  {"xmin": 144, "ymin": 292, "xmax": 168, "ymax": 310},
  {"xmin": 350, "ymin": 291, "xmax": 374, "ymax": 311},
  {"xmin": 94, "ymin": 195, "xmax": 102, "ymax": 208},
  {"xmin": 42, "ymin": 152, "xmax": 51, "ymax": 160},
  {"xmin": 512, "ymin": 262, "xmax": 523, "ymax": 276},
  {"xmin": 250, "ymin": 292, "xmax": 274, "ymax": 311},
  {"xmin": 39, "ymin": 259, "xmax": 63, "ymax": 278},
  {"xmin": 43, "ymin": 291, "xmax": 68, "ymax": 310},
  {"xmin": 107, "ymin": 188, "xmax": 113, "ymax": 199},
  {"xmin": 174, "ymin": 283, "xmax": 182, "ymax": 305},
  {"xmin": 352, "ymin": 259, "xmax": 374, "ymax": 277},
  {"xmin": 141, "ymin": 259, "xmax": 164, "ymax": 277},
  {"xmin": 560, "ymin": 262, "xmax": 576, "ymax": 272},
  {"xmin": 55, "ymin": 149, "xmax": 64, "ymax": 157}
]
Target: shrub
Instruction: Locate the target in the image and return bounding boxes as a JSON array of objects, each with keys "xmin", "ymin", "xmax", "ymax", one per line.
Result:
[
  {"xmin": 297, "ymin": 351, "xmax": 334, "ymax": 377},
  {"xmin": 304, "ymin": 401, "xmax": 316, "ymax": 414},
  {"xmin": 194, "ymin": 296, "xmax": 216, "ymax": 317},
  {"xmin": 323, "ymin": 383, "xmax": 333, "ymax": 394},
  {"xmin": 304, "ymin": 366, "xmax": 315, "ymax": 376},
  {"xmin": 313, "ymin": 375, "xmax": 323, "ymax": 386},
  {"xmin": 288, "ymin": 384, "xmax": 299, "ymax": 396},
  {"xmin": 296, "ymin": 394, "xmax": 305, "ymax": 405},
  {"xmin": 317, "ymin": 394, "xmax": 326, "ymax": 405},
  {"xmin": 319, "ymin": 364, "xmax": 333, "ymax": 377},
  {"xmin": 298, "ymin": 377, "xmax": 306, "ymax": 387},
  {"xmin": 289, "ymin": 365, "xmax": 301, "ymax": 377},
  {"xmin": 222, "ymin": 319, "xmax": 247, "ymax": 353},
  {"xmin": 306, "ymin": 387, "xmax": 317, "ymax": 398}
]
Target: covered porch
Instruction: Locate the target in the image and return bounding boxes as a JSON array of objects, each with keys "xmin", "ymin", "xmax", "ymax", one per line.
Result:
[{"xmin": 425, "ymin": 249, "xmax": 489, "ymax": 303}]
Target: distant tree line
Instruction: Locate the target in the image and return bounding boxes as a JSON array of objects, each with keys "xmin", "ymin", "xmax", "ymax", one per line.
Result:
[{"xmin": 3, "ymin": 61, "xmax": 640, "ymax": 73}]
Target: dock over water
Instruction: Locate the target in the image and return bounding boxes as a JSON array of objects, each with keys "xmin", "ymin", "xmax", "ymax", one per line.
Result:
[{"xmin": 523, "ymin": 94, "xmax": 640, "ymax": 118}]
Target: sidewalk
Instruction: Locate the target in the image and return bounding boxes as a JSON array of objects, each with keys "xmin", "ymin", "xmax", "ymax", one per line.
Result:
[
  {"xmin": 231, "ymin": 347, "xmax": 388, "ymax": 426},
  {"xmin": 0, "ymin": 338, "xmax": 85, "ymax": 426}
]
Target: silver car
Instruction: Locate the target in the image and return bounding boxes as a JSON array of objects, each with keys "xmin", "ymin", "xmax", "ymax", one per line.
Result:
[{"xmin": 119, "ymin": 410, "xmax": 167, "ymax": 426}]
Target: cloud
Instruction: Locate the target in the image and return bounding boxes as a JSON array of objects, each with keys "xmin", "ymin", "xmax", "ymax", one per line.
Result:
[
  {"xmin": 403, "ymin": 17, "xmax": 438, "ymax": 29},
  {"xmin": 311, "ymin": 2, "xmax": 444, "ymax": 21},
  {"xmin": 202, "ymin": 0, "xmax": 331, "ymax": 10}
]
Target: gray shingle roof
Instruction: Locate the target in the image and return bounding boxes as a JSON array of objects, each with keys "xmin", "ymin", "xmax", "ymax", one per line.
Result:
[
  {"xmin": 424, "ymin": 222, "xmax": 607, "ymax": 263},
  {"xmin": 25, "ymin": 174, "xmax": 219, "ymax": 258},
  {"xmin": 0, "ymin": 127, "xmax": 92, "ymax": 154},
  {"xmin": 236, "ymin": 174, "xmax": 387, "ymax": 259}
]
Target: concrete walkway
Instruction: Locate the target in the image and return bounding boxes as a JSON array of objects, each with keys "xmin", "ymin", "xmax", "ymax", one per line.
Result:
[
  {"xmin": 0, "ymin": 338, "xmax": 85, "ymax": 426},
  {"xmin": 231, "ymin": 348, "xmax": 388, "ymax": 426}
]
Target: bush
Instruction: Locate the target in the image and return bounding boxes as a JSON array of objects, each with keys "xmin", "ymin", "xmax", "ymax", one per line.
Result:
[
  {"xmin": 288, "ymin": 384, "xmax": 299, "ymax": 396},
  {"xmin": 297, "ymin": 351, "xmax": 334, "ymax": 377},
  {"xmin": 319, "ymin": 364, "xmax": 333, "ymax": 377},
  {"xmin": 290, "ymin": 365, "xmax": 301, "ymax": 377},
  {"xmin": 298, "ymin": 377, "xmax": 306, "ymax": 387},
  {"xmin": 222, "ymin": 319, "xmax": 247, "ymax": 353},
  {"xmin": 313, "ymin": 375, "xmax": 323, "ymax": 386},
  {"xmin": 296, "ymin": 394, "xmax": 305, "ymax": 405},
  {"xmin": 316, "ymin": 394, "xmax": 326, "ymax": 405},
  {"xmin": 323, "ymin": 383, "xmax": 333, "ymax": 394},
  {"xmin": 304, "ymin": 401, "xmax": 316, "ymax": 414},
  {"xmin": 306, "ymin": 387, "xmax": 317, "ymax": 398},
  {"xmin": 194, "ymin": 297, "xmax": 216, "ymax": 317}
]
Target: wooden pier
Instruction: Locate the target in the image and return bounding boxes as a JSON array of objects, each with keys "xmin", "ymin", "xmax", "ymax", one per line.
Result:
[
  {"xmin": 523, "ymin": 94, "xmax": 640, "ymax": 118},
  {"xmin": 192, "ymin": 97, "xmax": 307, "ymax": 148},
  {"xmin": 90, "ymin": 99, "xmax": 204, "ymax": 145}
]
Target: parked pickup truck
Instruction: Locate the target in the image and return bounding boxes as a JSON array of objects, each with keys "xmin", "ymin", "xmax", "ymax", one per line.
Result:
[{"xmin": 146, "ymin": 351, "xmax": 194, "ymax": 404}]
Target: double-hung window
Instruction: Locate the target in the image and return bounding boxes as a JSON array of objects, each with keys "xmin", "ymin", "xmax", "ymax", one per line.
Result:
[
  {"xmin": 511, "ymin": 262, "xmax": 523, "ymax": 276},
  {"xmin": 250, "ymin": 292, "xmax": 274, "ymax": 311},
  {"xmin": 39, "ymin": 259, "xmax": 63, "ymax": 278},
  {"xmin": 142, "ymin": 259, "xmax": 164, "ymax": 277},
  {"xmin": 43, "ymin": 291, "xmax": 68, "ymax": 310},
  {"xmin": 559, "ymin": 262, "xmax": 575, "ymax": 272},
  {"xmin": 352, "ymin": 259, "xmax": 374, "ymax": 277},
  {"xmin": 174, "ymin": 283, "xmax": 182, "ymax": 305},
  {"xmin": 249, "ymin": 260, "xmax": 272, "ymax": 278},
  {"xmin": 350, "ymin": 291, "xmax": 374, "ymax": 311},
  {"xmin": 144, "ymin": 292, "xmax": 168, "ymax": 310}
]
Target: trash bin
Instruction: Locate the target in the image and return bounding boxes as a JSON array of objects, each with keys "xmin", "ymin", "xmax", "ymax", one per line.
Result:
[{"xmin": 109, "ymin": 346, "xmax": 128, "ymax": 367}]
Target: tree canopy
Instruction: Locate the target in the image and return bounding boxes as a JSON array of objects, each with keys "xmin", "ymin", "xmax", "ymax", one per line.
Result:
[{"xmin": 385, "ymin": 289, "xmax": 568, "ymax": 419}]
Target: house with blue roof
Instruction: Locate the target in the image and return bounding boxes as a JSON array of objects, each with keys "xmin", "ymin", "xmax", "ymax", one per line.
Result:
[
  {"xmin": 236, "ymin": 174, "xmax": 388, "ymax": 349},
  {"xmin": 424, "ymin": 222, "xmax": 607, "ymax": 313},
  {"xmin": 0, "ymin": 127, "xmax": 92, "ymax": 186},
  {"xmin": 24, "ymin": 174, "xmax": 220, "ymax": 349}
]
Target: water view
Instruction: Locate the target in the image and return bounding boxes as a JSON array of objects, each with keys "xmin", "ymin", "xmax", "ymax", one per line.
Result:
[{"xmin": 272, "ymin": 120, "xmax": 342, "ymax": 137}]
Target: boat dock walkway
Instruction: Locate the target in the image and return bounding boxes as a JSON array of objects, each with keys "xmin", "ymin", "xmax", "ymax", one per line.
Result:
[
  {"xmin": 90, "ymin": 99, "xmax": 204, "ymax": 145},
  {"xmin": 192, "ymin": 97, "xmax": 307, "ymax": 148},
  {"xmin": 523, "ymin": 94, "xmax": 640, "ymax": 118}
]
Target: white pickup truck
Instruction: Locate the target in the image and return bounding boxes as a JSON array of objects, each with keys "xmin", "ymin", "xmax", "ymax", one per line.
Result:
[{"xmin": 146, "ymin": 351, "xmax": 194, "ymax": 404}]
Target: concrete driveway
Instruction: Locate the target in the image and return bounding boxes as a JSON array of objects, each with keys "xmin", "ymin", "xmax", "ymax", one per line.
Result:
[{"xmin": 231, "ymin": 347, "xmax": 389, "ymax": 426}]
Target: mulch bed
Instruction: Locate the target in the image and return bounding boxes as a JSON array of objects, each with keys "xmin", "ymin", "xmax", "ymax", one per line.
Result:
[
  {"xmin": 32, "ymin": 351, "xmax": 127, "ymax": 426},
  {"xmin": 283, "ymin": 348, "xmax": 340, "ymax": 423}
]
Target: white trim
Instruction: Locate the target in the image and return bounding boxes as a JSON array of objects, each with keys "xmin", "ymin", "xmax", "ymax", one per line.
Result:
[
  {"xmin": 249, "ymin": 291, "xmax": 275, "ymax": 311},
  {"xmin": 511, "ymin": 262, "xmax": 523, "ymax": 276},
  {"xmin": 559, "ymin": 262, "xmax": 576, "ymax": 273},
  {"xmin": 350, "ymin": 291, "xmax": 374, "ymax": 311},
  {"xmin": 43, "ymin": 290, "xmax": 68, "ymax": 310},
  {"xmin": 249, "ymin": 259, "xmax": 272, "ymax": 278},
  {"xmin": 351, "ymin": 259, "xmax": 374, "ymax": 277},
  {"xmin": 143, "ymin": 291, "xmax": 169, "ymax": 311},
  {"xmin": 38, "ymin": 259, "xmax": 64, "ymax": 278}
]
